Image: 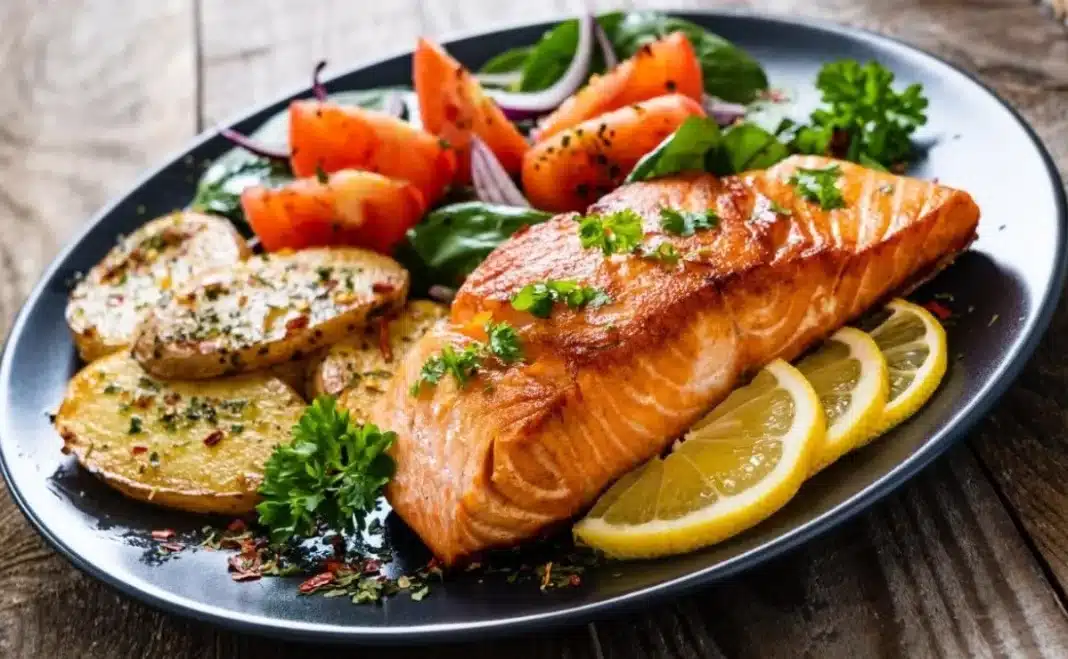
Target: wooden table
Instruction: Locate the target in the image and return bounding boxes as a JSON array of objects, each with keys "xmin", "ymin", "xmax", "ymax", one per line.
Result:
[{"xmin": 1, "ymin": 1, "xmax": 1067, "ymax": 656}]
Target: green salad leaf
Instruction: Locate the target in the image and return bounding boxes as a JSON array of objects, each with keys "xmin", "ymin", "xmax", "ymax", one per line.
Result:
[
  {"xmin": 256, "ymin": 396, "xmax": 396, "ymax": 544},
  {"xmin": 608, "ymin": 12, "xmax": 768, "ymax": 103},
  {"xmin": 627, "ymin": 117, "xmax": 788, "ymax": 183},
  {"xmin": 493, "ymin": 12, "xmax": 767, "ymax": 103},
  {"xmin": 400, "ymin": 202, "xmax": 552, "ymax": 288}
]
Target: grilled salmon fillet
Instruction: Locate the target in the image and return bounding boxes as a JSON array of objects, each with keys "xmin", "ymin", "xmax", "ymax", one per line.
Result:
[{"xmin": 373, "ymin": 156, "xmax": 980, "ymax": 565}]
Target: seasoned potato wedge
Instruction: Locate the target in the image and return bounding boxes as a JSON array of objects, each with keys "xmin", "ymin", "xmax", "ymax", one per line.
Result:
[
  {"xmin": 55, "ymin": 352, "xmax": 305, "ymax": 515},
  {"xmin": 132, "ymin": 248, "xmax": 408, "ymax": 380},
  {"xmin": 308, "ymin": 300, "xmax": 446, "ymax": 419},
  {"xmin": 66, "ymin": 212, "xmax": 250, "ymax": 362}
]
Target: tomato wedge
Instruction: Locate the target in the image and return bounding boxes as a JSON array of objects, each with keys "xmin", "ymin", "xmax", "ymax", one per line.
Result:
[
  {"xmin": 535, "ymin": 32, "xmax": 703, "ymax": 142},
  {"xmin": 241, "ymin": 170, "xmax": 425, "ymax": 253},
  {"xmin": 522, "ymin": 94, "xmax": 705, "ymax": 212},
  {"xmin": 414, "ymin": 37, "xmax": 529, "ymax": 183},
  {"xmin": 289, "ymin": 100, "xmax": 455, "ymax": 205}
]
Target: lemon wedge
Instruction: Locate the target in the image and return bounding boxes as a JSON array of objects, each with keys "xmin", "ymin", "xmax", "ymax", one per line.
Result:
[
  {"xmin": 863, "ymin": 298, "xmax": 947, "ymax": 434},
  {"xmin": 796, "ymin": 327, "xmax": 889, "ymax": 475},
  {"xmin": 574, "ymin": 359, "xmax": 825, "ymax": 559}
]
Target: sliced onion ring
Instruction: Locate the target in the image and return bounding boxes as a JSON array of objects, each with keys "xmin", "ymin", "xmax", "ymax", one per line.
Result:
[
  {"xmin": 488, "ymin": 13, "xmax": 595, "ymax": 118},
  {"xmin": 312, "ymin": 60, "xmax": 328, "ymax": 101},
  {"xmin": 218, "ymin": 127, "xmax": 290, "ymax": 161},
  {"xmin": 470, "ymin": 135, "xmax": 530, "ymax": 207},
  {"xmin": 702, "ymin": 94, "xmax": 747, "ymax": 126},
  {"xmin": 594, "ymin": 21, "xmax": 618, "ymax": 70}
]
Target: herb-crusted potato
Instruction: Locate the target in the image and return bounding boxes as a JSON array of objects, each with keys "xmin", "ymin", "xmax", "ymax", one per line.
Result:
[
  {"xmin": 132, "ymin": 248, "xmax": 409, "ymax": 380},
  {"xmin": 66, "ymin": 212, "xmax": 250, "ymax": 362},
  {"xmin": 55, "ymin": 352, "xmax": 305, "ymax": 514},
  {"xmin": 308, "ymin": 300, "xmax": 446, "ymax": 419}
]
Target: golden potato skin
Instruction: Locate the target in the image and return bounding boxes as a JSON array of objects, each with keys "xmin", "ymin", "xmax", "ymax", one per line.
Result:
[
  {"xmin": 66, "ymin": 211, "xmax": 250, "ymax": 362},
  {"xmin": 308, "ymin": 300, "xmax": 446, "ymax": 420},
  {"xmin": 55, "ymin": 352, "xmax": 305, "ymax": 515},
  {"xmin": 132, "ymin": 247, "xmax": 409, "ymax": 380}
]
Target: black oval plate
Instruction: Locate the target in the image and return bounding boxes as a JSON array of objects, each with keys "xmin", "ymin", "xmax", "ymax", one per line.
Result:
[{"xmin": 1, "ymin": 10, "xmax": 1064, "ymax": 645}]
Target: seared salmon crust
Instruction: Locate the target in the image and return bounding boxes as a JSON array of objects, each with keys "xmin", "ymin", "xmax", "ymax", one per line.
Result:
[{"xmin": 374, "ymin": 156, "xmax": 980, "ymax": 565}]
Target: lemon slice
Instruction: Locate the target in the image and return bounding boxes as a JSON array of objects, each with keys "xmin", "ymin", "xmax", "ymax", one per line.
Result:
[
  {"xmin": 796, "ymin": 327, "xmax": 889, "ymax": 475},
  {"xmin": 865, "ymin": 298, "xmax": 948, "ymax": 434},
  {"xmin": 574, "ymin": 360, "xmax": 825, "ymax": 559}
]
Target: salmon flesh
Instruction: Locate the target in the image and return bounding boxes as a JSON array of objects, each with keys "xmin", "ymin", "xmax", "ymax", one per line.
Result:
[{"xmin": 373, "ymin": 156, "xmax": 980, "ymax": 565}]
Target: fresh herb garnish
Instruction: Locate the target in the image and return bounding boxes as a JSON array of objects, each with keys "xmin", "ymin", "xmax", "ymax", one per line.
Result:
[
  {"xmin": 510, "ymin": 280, "xmax": 612, "ymax": 318},
  {"xmin": 641, "ymin": 242, "xmax": 681, "ymax": 266},
  {"xmin": 410, "ymin": 322, "xmax": 525, "ymax": 395},
  {"xmin": 578, "ymin": 209, "xmax": 644, "ymax": 255},
  {"xmin": 256, "ymin": 396, "xmax": 396, "ymax": 545},
  {"xmin": 791, "ymin": 60, "xmax": 928, "ymax": 168},
  {"xmin": 410, "ymin": 344, "xmax": 483, "ymax": 396},
  {"xmin": 485, "ymin": 321, "xmax": 524, "ymax": 364},
  {"xmin": 789, "ymin": 165, "xmax": 846, "ymax": 210},
  {"xmin": 659, "ymin": 207, "xmax": 719, "ymax": 236}
]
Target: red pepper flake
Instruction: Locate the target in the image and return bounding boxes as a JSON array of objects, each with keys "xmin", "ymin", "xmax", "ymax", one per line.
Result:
[
  {"xmin": 372, "ymin": 281, "xmax": 396, "ymax": 294},
  {"xmin": 227, "ymin": 518, "xmax": 247, "ymax": 533},
  {"xmin": 151, "ymin": 529, "xmax": 175, "ymax": 541},
  {"xmin": 378, "ymin": 317, "xmax": 393, "ymax": 363},
  {"xmin": 298, "ymin": 572, "xmax": 335, "ymax": 594},
  {"xmin": 285, "ymin": 315, "xmax": 309, "ymax": 334},
  {"xmin": 160, "ymin": 542, "xmax": 185, "ymax": 553},
  {"xmin": 568, "ymin": 574, "xmax": 582, "ymax": 587},
  {"xmin": 203, "ymin": 430, "xmax": 224, "ymax": 447},
  {"xmin": 924, "ymin": 301, "xmax": 952, "ymax": 321},
  {"xmin": 131, "ymin": 445, "xmax": 148, "ymax": 455}
]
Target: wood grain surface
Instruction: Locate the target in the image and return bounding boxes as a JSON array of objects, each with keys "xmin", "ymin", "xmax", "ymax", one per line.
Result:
[{"xmin": 1, "ymin": 1, "xmax": 1067, "ymax": 657}]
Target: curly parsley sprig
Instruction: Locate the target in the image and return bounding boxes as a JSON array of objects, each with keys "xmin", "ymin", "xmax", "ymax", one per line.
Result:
[
  {"xmin": 410, "ymin": 321, "xmax": 524, "ymax": 395},
  {"xmin": 511, "ymin": 280, "xmax": 612, "ymax": 318},
  {"xmin": 577, "ymin": 209, "xmax": 644, "ymax": 255},
  {"xmin": 256, "ymin": 396, "xmax": 396, "ymax": 545}
]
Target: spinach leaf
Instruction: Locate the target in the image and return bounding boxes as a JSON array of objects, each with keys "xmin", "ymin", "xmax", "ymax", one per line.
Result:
[
  {"xmin": 518, "ymin": 13, "xmax": 624, "ymax": 92},
  {"xmin": 191, "ymin": 157, "xmax": 292, "ymax": 222},
  {"xmin": 480, "ymin": 47, "xmax": 533, "ymax": 75},
  {"xmin": 607, "ymin": 13, "xmax": 768, "ymax": 103},
  {"xmin": 189, "ymin": 87, "xmax": 412, "ymax": 224},
  {"xmin": 626, "ymin": 117, "xmax": 723, "ymax": 183},
  {"xmin": 511, "ymin": 12, "xmax": 767, "ymax": 103},
  {"xmin": 627, "ymin": 117, "xmax": 790, "ymax": 183},
  {"xmin": 400, "ymin": 202, "xmax": 552, "ymax": 287}
]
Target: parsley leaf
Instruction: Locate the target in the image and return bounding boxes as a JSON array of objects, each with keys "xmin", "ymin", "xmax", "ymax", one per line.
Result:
[
  {"xmin": 409, "ymin": 344, "xmax": 483, "ymax": 395},
  {"xmin": 410, "ymin": 322, "xmax": 525, "ymax": 394},
  {"xmin": 789, "ymin": 165, "xmax": 846, "ymax": 210},
  {"xmin": 792, "ymin": 60, "xmax": 928, "ymax": 168},
  {"xmin": 641, "ymin": 242, "xmax": 681, "ymax": 266},
  {"xmin": 485, "ymin": 321, "xmax": 524, "ymax": 364},
  {"xmin": 256, "ymin": 396, "xmax": 396, "ymax": 545},
  {"xmin": 578, "ymin": 209, "xmax": 644, "ymax": 255},
  {"xmin": 510, "ymin": 280, "xmax": 612, "ymax": 318},
  {"xmin": 659, "ymin": 208, "xmax": 719, "ymax": 236}
]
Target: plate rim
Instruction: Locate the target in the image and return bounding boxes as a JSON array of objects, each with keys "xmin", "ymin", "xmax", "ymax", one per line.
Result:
[{"xmin": 1, "ymin": 7, "xmax": 1065, "ymax": 645}]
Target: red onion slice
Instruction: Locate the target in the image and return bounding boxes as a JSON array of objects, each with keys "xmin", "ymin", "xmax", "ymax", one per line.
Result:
[
  {"xmin": 218, "ymin": 127, "xmax": 290, "ymax": 161},
  {"xmin": 594, "ymin": 21, "xmax": 618, "ymax": 70},
  {"xmin": 702, "ymin": 94, "xmax": 747, "ymax": 126},
  {"xmin": 470, "ymin": 136, "xmax": 529, "ymax": 207},
  {"xmin": 476, "ymin": 71, "xmax": 523, "ymax": 89},
  {"xmin": 488, "ymin": 14, "xmax": 594, "ymax": 116},
  {"xmin": 312, "ymin": 60, "xmax": 328, "ymax": 101}
]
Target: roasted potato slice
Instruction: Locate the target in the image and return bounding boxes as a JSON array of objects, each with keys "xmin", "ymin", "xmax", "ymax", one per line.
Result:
[
  {"xmin": 55, "ymin": 352, "xmax": 305, "ymax": 515},
  {"xmin": 132, "ymin": 248, "xmax": 408, "ymax": 380},
  {"xmin": 308, "ymin": 300, "xmax": 446, "ymax": 420},
  {"xmin": 66, "ymin": 212, "xmax": 250, "ymax": 362}
]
